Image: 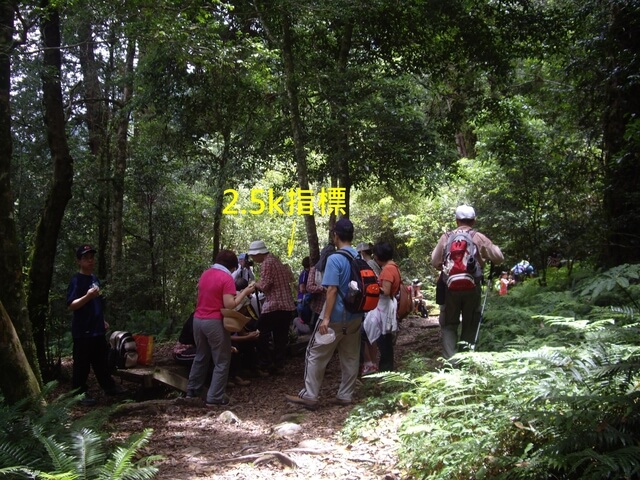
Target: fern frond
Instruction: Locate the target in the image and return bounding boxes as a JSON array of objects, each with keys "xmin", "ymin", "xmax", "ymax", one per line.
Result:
[
  {"xmin": 566, "ymin": 446, "xmax": 640, "ymax": 479},
  {"xmin": 33, "ymin": 427, "xmax": 76, "ymax": 475},
  {"xmin": 0, "ymin": 440, "xmax": 32, "ymax": 468},
  {"xmin": 367, "ymin": 370, "xmax": 416, "ymax": 387},
  {"xmin": 98, "ymin": 429, "xmax": 159, "ymax": 480},
  {"xmin": 0, "ymin": 466, "xmax": 37, "ymax": 478},
  {"xmin": 70, "ymin": 429, "xmax": 107, "ymax": 480},
  {"xmin": 610, "ymin": 305, "xmax": 635, "ymax": 320}
]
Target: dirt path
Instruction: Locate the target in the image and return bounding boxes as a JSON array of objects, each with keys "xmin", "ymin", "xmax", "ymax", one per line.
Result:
[{"xmin": 85, "ymin": 316, "xmax": 441, "ymax": 479}]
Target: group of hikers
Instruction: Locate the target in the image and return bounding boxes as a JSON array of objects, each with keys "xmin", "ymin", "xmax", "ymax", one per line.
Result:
[{"xmin": 67, "ymin": 204, "xmax": 505, "ymax": 409}]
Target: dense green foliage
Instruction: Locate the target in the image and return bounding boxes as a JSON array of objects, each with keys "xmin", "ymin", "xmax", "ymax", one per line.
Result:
[
  {"xmin": 343, "ymin": 265, "xmax": 640, "ymax": 479},
  {"xmin": 1, "ymin": 0, "xmax": 639, "ymax": 476},
  {"xmin": 0, "ymin": 385, "xmax": 159, "ymax": 479}
]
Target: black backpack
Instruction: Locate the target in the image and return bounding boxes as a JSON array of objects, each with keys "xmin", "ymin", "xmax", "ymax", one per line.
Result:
[
  {"xmin": 334, "ymin": 250, "xmax": 380, "ymax": 313},
  {"xmin": 108, "ymin": 331, "xmax": 139, "ymax": 371}
]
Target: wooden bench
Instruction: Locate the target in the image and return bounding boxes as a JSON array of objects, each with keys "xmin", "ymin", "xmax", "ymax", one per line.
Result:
[{"xmin": 114, "ymin": 365, "xmax": 189, "ymax": 392}]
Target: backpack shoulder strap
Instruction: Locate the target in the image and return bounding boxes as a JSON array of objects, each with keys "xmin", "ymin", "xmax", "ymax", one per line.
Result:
[
  {"xmin": 334, "ymin": 249, "xmax": 355, "ymax": 260},
  {"xmin": 330, "ymin": 250, "xmax": 353, "ymax": 301}
]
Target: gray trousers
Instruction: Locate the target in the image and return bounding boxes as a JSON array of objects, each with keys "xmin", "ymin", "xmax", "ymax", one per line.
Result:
[
  {"xmin": 187, "ymin": 317, "xmax": 231, "ymax": 403},
  {"xmin": 298, "ymin": 315, "xmax": 362, "ymax": 402},
  {"xmin": 439, "ymin": 284, "xmax": 482, "ymax": 359}
]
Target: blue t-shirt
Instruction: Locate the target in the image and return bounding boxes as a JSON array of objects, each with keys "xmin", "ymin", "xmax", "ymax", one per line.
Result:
[
  {"xmin": 322, "ymin": 246, "xmax": 362, "ymax": 322},
  {"xmin": 297, "ymin": 269, "xmax": 309, "ymax": 301},
  {"xmin": 67, "ymin": 273, "xmax": 105, "ymax": 339}
]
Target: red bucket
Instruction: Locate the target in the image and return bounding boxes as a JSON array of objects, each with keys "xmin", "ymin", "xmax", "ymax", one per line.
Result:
[{"xmin": 133, "ymin": 334, "xmax": 154, "ymax": 366}]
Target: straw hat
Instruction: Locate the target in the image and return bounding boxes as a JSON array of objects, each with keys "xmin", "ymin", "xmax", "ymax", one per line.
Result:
[{"xmin": 220, "ymin": 309, "xmax": 250, "ymax": 333}]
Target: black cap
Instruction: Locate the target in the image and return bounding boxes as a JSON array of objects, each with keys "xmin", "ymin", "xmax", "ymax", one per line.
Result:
[
  {"xmin": 333, "ymin": 218, "xmax": 354, "ymax": 236},
  {"xmin": 76, "ymin": 244, "xmax": 96, "ymax": 259}
]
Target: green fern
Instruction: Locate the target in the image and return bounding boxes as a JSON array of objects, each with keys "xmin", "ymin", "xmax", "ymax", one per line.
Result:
[
  {"xmin": 98, "ymin": 429, "xmax": 160, "ymax": 480},
  {"xmin": 362, "ymin": 264, "xmax": 640, "ymax": 479},
  {"xmin": 579, "ymin": 263, "xmax": 640, "ymax": 309},
  {"xmin": 1, "ymin": 384, "xmax": 159, "ymax": 480},
  {"xmin": 3, "ymin": 428, "xmax": 159, "ymax": 480}
]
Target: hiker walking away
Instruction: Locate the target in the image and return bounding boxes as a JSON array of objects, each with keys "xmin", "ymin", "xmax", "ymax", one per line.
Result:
[
  {"xmin": 285, "ymin": 218, "xmax": 363, "ymax": 409},
  {"xmin": 67, "ymin": 245, "xmax": 126, "ymax": 406},
  {"xmin": 248, "ymin": 240, "xmax": 297, "ymax": 376},
  {"xmin": 511, "ymin": 259, "xmax": 535, "ymax": 283},
  {"xmin": 431, "ymin": 205, "xmax": 504, "ymax": 359}
]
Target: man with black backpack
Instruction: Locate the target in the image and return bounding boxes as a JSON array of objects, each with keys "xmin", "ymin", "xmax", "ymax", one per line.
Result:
[
  {"xmin": 286, "ymin": 218, "xmax": 370, "ymax": 409},
  {"xmin": 431, "ymin": 206, "xmax": 503, "ymax": 359}
]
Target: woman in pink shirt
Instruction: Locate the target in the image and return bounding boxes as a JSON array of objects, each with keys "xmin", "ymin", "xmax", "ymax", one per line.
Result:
[{"xmin": 186, "ymin": 250, "xmax": 255, "ymax": 406}]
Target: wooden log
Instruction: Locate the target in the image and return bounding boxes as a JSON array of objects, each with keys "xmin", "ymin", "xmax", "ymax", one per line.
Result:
[
  {"xmin": 113, "ymin": 365, "xmax": 189, "ymax": 392},
  {"xmin": 152, "ymin": 367, "xmax": 188, "ymax": 392}
]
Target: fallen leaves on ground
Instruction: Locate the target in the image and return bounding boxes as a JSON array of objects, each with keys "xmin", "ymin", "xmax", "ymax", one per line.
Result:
[{"xmin": 62, "ymin": 316, "xmax": 441, "ymax": 480}]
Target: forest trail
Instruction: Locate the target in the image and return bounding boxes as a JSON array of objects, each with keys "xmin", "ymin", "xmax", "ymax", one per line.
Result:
[{"xmin": 72, "ymin": 315, "xmax": 441, "ymax": 480}]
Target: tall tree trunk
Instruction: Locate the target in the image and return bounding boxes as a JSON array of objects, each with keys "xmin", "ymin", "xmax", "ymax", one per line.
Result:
[
  {"xmin": 0, "ymin": 301, "xmax": 41, "ymax": 403},
  {"xmin": 600, "ymin": 3, "xmax": 640, "ymax": 267},
  {"xmin": 281, "ymin": 13, "xmax": 319, "ymax": 262},
  {"xmin": 330, "ymin": 20, "xmax": 353, "ymax": 218},
  {"xmin": 78, "ymin": 20, "xmax": 107, "ymax": 163},
  {"xmin": 27, "ymin": 0, "xmax": 74, "ymax": 379},
  {"xmin": 0, "ymin": 0, "xmax": 42, "ymax": 389},
  {"xmin": 211, "ymin": 129, "xmax": 231, "ymax": 263},
  {"xmin": 110, "ymin": 39, "xmax": 135, "ymax": 282},
  {"xmin": 77, "ymin": 17, "xmax": 110, "ymax": 278}
]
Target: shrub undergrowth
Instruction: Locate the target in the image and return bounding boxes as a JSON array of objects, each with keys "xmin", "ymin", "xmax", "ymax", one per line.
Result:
[{"xmin": 345, "ymin": 264, "xmax": 640, "ymax": 479}]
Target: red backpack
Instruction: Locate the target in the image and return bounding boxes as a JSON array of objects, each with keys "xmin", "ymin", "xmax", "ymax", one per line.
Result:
[
  {"xmin": 443, "ymin": 230, "xmax": 482, "ymax": 291},
  {"xmin": 334, "ymin": 250, "xmax": 380, "ymax": 313}
]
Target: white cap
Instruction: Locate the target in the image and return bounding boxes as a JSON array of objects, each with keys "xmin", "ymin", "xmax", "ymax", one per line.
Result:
[
  {"xmin": 455, "ymin": 205, "xmax": 476, "ymax": 220},
  {"xmin": 247, "ymin": 240, "xmax": 269, "ymax": 255}
]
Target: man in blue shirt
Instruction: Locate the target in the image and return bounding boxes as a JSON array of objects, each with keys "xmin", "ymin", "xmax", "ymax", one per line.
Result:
[
  {"xmin": 67, "ymin": 244, "xmax": 125, "ymax": 406},
  {"xmin": 285, "ymin": 218, "xmax": 362, "ymax": 409}
]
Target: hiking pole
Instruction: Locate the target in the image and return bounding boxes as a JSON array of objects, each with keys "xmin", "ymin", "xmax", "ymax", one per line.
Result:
[{"xmin": 471, "ymin": 261, "xmax": 494, "ymax": 351}]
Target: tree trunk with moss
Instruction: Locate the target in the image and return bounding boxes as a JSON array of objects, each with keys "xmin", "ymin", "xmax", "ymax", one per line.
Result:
[
  {"xmin": 27, "ymin": 0, "xmax": 74, "ymax": 379},
  {"xmin": 0, "ymin": 301, "xmax": 41, "ymax": 404}
]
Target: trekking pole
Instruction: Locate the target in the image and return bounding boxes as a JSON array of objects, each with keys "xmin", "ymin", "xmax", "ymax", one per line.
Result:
[{"xmin": 471, "ymin": 261, "xmax": 494, "ymax": 351}]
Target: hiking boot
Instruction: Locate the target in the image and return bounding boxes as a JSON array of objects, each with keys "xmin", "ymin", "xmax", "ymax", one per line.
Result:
[
  {"xmin": 332, "ymin": 397, "xmax": 353, "ymax": 406},
  {"xmin": 185, "ymin": 389, "xmax": 200, "ymax": 399},
  {"xmin": 79, "ymin": 394, "xmax": 97, "ymax": 407},
  {"xmin": 284, "ymin": 394, "xmax": 318, "ymax": 410},
  {"xmin": 205, "ymin": 397, "xmax": 231, "ymax": 407}
]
